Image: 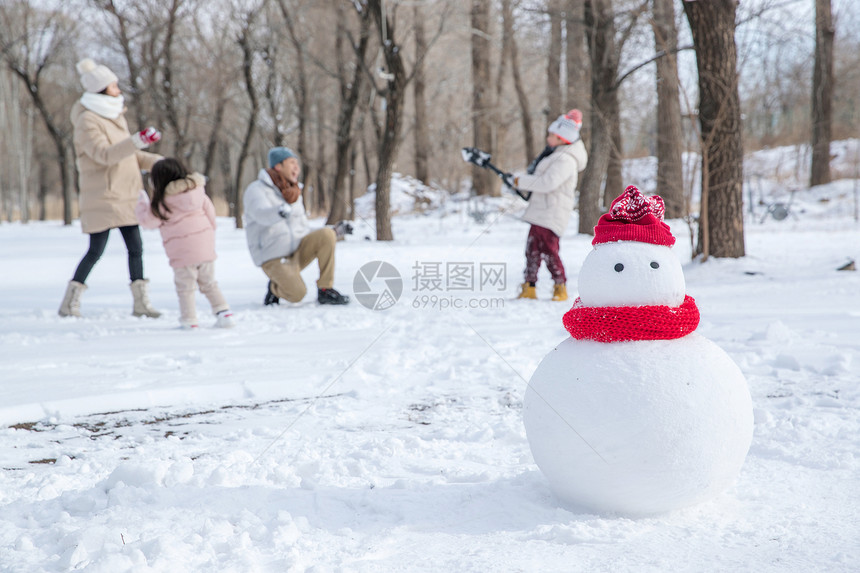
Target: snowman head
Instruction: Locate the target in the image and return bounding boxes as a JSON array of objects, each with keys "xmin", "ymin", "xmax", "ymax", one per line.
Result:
[{"xmin": 578, "ymin": 186, "xmax": 685, "ymax": 307}]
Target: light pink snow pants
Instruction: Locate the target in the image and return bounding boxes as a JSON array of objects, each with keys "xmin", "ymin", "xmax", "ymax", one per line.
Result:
[{"xmin": 173, "ymin": 261, "xmax": 229, "ymax": 325}]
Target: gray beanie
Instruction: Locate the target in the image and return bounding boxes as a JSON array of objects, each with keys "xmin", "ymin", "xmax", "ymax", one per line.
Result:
[
  {"xmin": 268, "ymin": 146, "xmax": 297, "ymax": 168},
  {"xmin": 76, "ymin": 58, "xmax": 118, "ymax": 93}
]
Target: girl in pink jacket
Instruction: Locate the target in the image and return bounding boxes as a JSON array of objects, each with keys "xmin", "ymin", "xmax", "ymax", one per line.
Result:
[{"xmin": 136, "ymin": 158, "xmax": 233, "ymax": 329}]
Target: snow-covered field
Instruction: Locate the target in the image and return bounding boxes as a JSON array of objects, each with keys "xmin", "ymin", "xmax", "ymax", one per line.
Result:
[{"xmin": 1, "ymin": 151, "xmax": 859, "ymax": 571}]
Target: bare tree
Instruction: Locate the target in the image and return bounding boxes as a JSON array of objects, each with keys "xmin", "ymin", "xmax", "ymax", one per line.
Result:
[
  {"xmin": 154, "ymin": 0, "xmax": 192, "ymax": 157},
  {"xmin": 327, "ymin": 3, "xmax": 372, "ymax": 224},
  {"xmin": 651, "ymin": 0, "xmax": 684, "ymax": 217},
  {"xmin": 412, "ymin": 3, "xmax": 429, "ymax": 184},
  {"xmin": 683, "ymin": 0, "xmax": 745, "ymax": 259},
  {"xmin": 274, "ymin": 0, "xmax": 314, "ymax": 210},
  {"xmin": 500, "ymin": 0, "xmax": 535, "ymax": 164},
  {"xmin": 470, "ymin": 0, "xmax": 497, "ymax": 196},
  {"xmin": 547, "ymin": 0, "xmax": 563, "ymax": 119},
  {"xmin": 578, "ymin": 0, "xmax": 648, "ymax": 234},
  {"xmin": 361, "ymin": 0, "xmax": 449, "ymax": 239},
  {"xmin": 198, "ymin": 26, "xmax": 236, "ymax": 185},
  {"xmin": 810, "ymin": 0, "xmax": 834, "ymax": 186},
  {"xmin": 0, "ymin": 66, "xmax": 33, "ymax": 222},
  {"xmin": 365, "ymin": 0, "xmax": 407, "ymax": 239},
  {"xmin": 232, "ymin": 5, "xmax": 263, "ymax": 228},
  {"xmin": 565, "ymin": 0, "xmax": 590, "ymax": 135},
  {"xmin": 0, "ymin": 1, "xmax": 77, "ymax": 225},
  {"xmin": 90, "ymin": 0, "xmax": 146, "ymax": 128},
  {"xmin": 578, "ymin": 0, "xmax": 620, "ymax": 234}
]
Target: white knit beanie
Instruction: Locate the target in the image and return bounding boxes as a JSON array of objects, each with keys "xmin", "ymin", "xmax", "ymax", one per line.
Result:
[
  {"xmin": 548, "ymin": 109, "xmax": 583, "ymax": 144},
  {"xmin": 76, "ymin": 58, "xmax": 119, "ymax": 93}
]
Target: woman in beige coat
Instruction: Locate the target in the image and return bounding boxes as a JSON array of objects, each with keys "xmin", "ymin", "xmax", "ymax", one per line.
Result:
[{"xmin": 59, "ymin": 58, "xmax": 164, "ymax": 318}]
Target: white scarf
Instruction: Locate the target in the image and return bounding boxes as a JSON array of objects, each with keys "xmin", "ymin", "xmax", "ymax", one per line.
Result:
[{"xmin": 80, "ymin": 92, "xmax": 125, "ymax": 120}]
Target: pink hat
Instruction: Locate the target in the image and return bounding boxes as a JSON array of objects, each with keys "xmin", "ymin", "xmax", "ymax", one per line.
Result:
[{"xmin": 592, "ymin": 185, "xmax": 675, "ymax": 246}]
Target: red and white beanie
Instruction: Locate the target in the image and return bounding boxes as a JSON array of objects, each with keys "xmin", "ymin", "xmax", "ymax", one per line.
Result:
[
  {"xmin": 592, "ymin": 185, "xmax": 675, "ymax": 247},
  {"xmin": 548, "ymin": 109, "xmax": 583, "ymax": 144}
]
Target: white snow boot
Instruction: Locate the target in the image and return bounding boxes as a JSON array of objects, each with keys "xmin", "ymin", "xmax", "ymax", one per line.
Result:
[
  {"xmin": 215, "ymin": 309, "xmax": 235, "ymax": 328},
  {"xmin": 130, "ymin": 279, "xmax": 161, "ymax": 318},
  {"xmin": 58, "ymin": 280, "xmax": 87, "ymax": 317}
]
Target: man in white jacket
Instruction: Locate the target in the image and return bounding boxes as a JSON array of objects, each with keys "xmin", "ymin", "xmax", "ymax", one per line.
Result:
[
  {"xmin": 509, "ymin": 109, "xmax": 588, "ymax": 301},
  {"xmin": 243, "ymin": 147, "xmax": 350, "ymax": 306}
]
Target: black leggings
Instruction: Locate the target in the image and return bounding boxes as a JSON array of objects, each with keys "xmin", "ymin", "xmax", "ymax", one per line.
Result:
[{"xmin": 73, "ymin": 225, "xmax": 144, "ymax": 284}]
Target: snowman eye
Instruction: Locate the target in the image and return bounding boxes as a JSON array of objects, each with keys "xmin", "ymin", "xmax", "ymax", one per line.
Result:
[
  {"xmin": 614, "ymin": 263, "xmax": 624, "ymax": 272},
  {"xmin": 650, "ymin": 261, "xmax": 660, "ymax": 269}
]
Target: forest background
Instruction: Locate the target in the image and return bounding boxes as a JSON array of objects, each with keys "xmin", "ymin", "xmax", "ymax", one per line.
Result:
[{"xmin": 0, "ymin": 0, "xmax": 856, "ymax": 255}]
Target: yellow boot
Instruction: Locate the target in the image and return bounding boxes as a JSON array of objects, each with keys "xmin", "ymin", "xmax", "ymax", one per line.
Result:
[
  {"xmin": 517, "ymin": 283, "xmax": 537, "ymax": 299},
  {"xmin": 551, "ymin": 283, "xmax": 568, "ymax": 301}
]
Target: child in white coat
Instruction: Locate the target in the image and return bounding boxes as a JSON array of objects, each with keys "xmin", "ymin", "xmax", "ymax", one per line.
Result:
[
  {"xmin": 136, "ymin": 158, "xmax": 234, "ymax": 329},
  {"xmin": 509, "ymin": 109, "xmax": 588, "ymax": 301}
]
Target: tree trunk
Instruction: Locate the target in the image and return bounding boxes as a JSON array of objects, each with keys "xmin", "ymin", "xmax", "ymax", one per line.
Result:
[
  {"xmin": 38, "ymin": 166, "xmax": 48, "ymax": 221},
  {"xmin": 264, "ymin": 45, "xmax": 284, "ymax": 147},
  {"xmin": 8, "ymin": 67, "xmax": 74, "ymax": 225},
  {"xmin": 276, "ymin": 0, "xmax": 313, "ymax": 213},
  {"xmin": 158, "ymin": 0, "xmax": 187, "ymax": 157},
  {"xmin": 233, "ymin": 18, "xmax": 259, "ymax": 229},
  {"xmin": 547, "ymin": 0, "xmax": 563, "ymax": 118},
  {"xmin": 683, "ymin": 0, "xmax": 745, "ymax": 259},
  {"xmin": 19, "ymin": 103, "xmax": 34, "ymax": 222},
  {"xmin": 502, "ymin": 0, "xmax": 535, "ymax": 164},
  {"xmin": 413, "ymin": 4, "xmax": 430, "ymax": 185},
  {"xmin": 470, "ymin": 0, "xmax": 497, "ymax": 196},
  {"xmin": 314, "ymin": 101, "xmax": 329, "ymax": 217},
  {"xmin": 328, "ymin": 4, "xmax": 371, "ymax": 224},
  {"xmin": 100, "ymin": 0, "xmax": 146, "ymax": 128},
  {"xmin": 810, "ymin": 0, "xmax": 833, "ymax": 187},
  {"xmin": 202, "ymin": 92, "xmax": 227, "ymax": 186},
  {"xmin": 0, "ymin": 69, "xmax": 8, "ymax": 222},
  {"xmin": 652, "ymin": 0, "xmax": 685, "ymax": 217},
  {"xmin": 9, "ymin": 68, "xmax": 31, "ymax": 222},
  {"xmin": 367, "ymin": 0, "xmax": 408, "ymax": 240},
  {"xmin": 579, "ymin": 0, "xmax": 619, "ymax": 234},
  {"xmin": 605, "ymin": 113, "xmax": 624, "ymax": 208},
  {"xmin": 565, "ymin": 0, "xmax": 590, "ymax": 137}
]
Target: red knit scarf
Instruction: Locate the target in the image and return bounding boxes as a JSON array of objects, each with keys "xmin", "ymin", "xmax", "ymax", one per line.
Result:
[{"xmin": 562, "ymin": 295, "xmax": 700, "ymax": 343}]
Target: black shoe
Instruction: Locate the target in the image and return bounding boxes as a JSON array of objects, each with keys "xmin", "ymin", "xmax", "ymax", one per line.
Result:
[
  {"xmin": 264, "ymin": 281, "xmax": 280, "ymax": 306},
  {"xmin": 318, "ymin": 287, "xmax": 350, "ymax": 305}
]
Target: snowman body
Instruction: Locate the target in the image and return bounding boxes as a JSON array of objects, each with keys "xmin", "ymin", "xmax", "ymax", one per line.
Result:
[{"xmin": 523, "ymin": 235, "xmax": 753, "ymax": 516}]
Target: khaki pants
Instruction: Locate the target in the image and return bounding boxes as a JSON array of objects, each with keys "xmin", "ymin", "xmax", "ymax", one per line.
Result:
[
  {"xmin": 261, "ymin": 228, "xmax": 336, "ymax": 303},
  {"xmin": 174, "ymin": 261, "xmax": 229, "ymax": 324}
]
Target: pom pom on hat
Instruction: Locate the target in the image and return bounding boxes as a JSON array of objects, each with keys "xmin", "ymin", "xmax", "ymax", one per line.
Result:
[
  {"xmin": 76, "ymin": 58, "xmax": 118, "ymax": 93},
  {"xmin": 592, "ymin": 185, "xmax": 675, "ymax": 247},
  {"xmin": 548, "ymin": 109, "xmax": 583, "ymax": 144},
  {"xmin": 268, "ymin": 146, "xmax": 297, "ymax": 168}
]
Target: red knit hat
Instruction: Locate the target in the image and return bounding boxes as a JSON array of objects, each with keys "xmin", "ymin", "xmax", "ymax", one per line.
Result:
[{"xmin": 592, "ymin": 185, "xmax": 675, "ymax": 246}]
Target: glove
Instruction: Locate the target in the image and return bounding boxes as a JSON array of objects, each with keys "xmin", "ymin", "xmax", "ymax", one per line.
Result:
[
  {"xmin": 277, "ymin": 203, "xmax": 291, "ymax": 218},
  {"xmin": 502, "ymin": 172, "xmax": 517, "ymax": 189},
  {"xmin": 333, "ymin": 220, "xmax": 354, "ymax": 239},
  {"xmin": 132, "ymin": 127, "xmax": 161, "ymax": 149}
]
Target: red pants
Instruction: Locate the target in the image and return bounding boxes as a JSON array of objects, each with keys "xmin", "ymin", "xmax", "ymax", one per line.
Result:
[{"xmin": 524, "ymin": 225, "xmax": 566, "ymax": 284}]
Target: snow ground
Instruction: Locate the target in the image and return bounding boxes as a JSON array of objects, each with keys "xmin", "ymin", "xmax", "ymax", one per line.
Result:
[{"xmin": 1, "ymin": 148, "xmax": 859, "ymax": 572}]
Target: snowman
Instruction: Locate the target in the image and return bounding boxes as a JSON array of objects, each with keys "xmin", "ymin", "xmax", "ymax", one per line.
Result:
[{"xmin": 523, "ymin": 185, "xmax": 753, "ymax": 516}]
